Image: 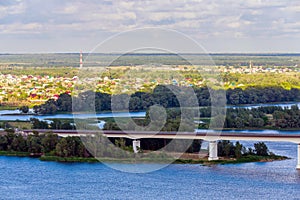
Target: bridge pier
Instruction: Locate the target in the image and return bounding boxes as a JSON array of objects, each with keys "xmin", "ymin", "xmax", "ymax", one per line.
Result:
[
  {"xmin": 297, "ymin": 144, "xmax": 300, "ymax": 170},
  {"xmin": 208, "ymin": 141, "xmax": 219, "ymax": 161},
  {"xmin": 133, "ymin": 140, "xmax": 141, "ymax": 153}
]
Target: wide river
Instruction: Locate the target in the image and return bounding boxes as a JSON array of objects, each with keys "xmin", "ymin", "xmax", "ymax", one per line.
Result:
[
  {"xmin": 0, "ymin": 141, "xmax": 299, "ymax": 199},
  {"xmin": 0, "ymin": 103, "xmax": 300, "ymax": 199}
]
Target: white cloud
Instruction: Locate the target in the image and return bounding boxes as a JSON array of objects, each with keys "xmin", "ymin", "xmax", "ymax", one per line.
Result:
[
  {"xmin": 0, "ymin": 1, "xmax": 26, "ymax": 19},
  {"xmin": 0, "ymin": 0, "xmax": 300, "ymax": 52},
  {"xmin": 0, "ymin": 23, "xmax": 42, "ymax": 34}
]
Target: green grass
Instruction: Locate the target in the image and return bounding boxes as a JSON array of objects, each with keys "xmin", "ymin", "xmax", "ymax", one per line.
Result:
[
  {"xmin": 0, "ymin": 151, "xmax": 30, "ymax": 157},
  {"xmin": 0, "ymin": 106, "xmax": 19, "ymax": 110},
  {"xmin": 40, "ymin": 156, "xmax": 99, "ymax": 163},
  {"xmin": 206, "ymin": 155, "xmax": 288, "ymax": 165}
]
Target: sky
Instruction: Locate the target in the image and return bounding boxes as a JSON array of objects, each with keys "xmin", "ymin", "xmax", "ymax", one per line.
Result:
[{"xmin": 0, "ymin": 0, "xmax": 300, "ymax": 53}]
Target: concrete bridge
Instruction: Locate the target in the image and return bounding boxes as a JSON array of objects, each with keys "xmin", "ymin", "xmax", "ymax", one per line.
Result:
[{"xmin": 20, "ymin": 129, "xmax": 300, "ymax": 169}]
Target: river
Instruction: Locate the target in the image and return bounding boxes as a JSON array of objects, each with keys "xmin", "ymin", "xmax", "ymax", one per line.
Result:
[
  {"xmin": 0, "ymin": 102, "xmax": 299, "ymax": 121},
  {"xmin": 0, "ymin": 140, "xmax": 299, "ymax": 199},
  {"xmin": 0, "ymin": 104, "xmax": 300, "ymax": 199},
  {"xmin": 0, "ymin": 111, "xmax": 146, "ymax": 121}
]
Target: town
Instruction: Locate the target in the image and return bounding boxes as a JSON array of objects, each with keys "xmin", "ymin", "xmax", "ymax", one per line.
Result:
[{"xmin": 0, "ymin": 62, "xmax": 299, "ymax": 107}]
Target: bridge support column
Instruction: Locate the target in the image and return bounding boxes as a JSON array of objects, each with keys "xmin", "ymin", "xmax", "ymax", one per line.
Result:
[
  {"xmin": 208, "ymin": 141, "xmax": 219, "ymax": 161},
  {"xmin": 133, "ymin": 140, "xmax": 141, "ymax": 153},
  {"xmin": 297, "ymin": 144, "xmax": 300, "ymax": 170}
]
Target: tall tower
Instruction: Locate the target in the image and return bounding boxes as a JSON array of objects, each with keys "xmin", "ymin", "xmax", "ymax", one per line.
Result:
[{"xmin": 80, "ymin": 51, "xmax": 83, "ymax": 68}]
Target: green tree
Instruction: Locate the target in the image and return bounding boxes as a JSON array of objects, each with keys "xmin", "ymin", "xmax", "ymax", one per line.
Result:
[
  {"xmin": 224, "ymin": 142, "xmax": 232, "ymax": 157},
  {"xmin": 254, "ymin": 142, "xmax": 269, "ymax": 156},
  {"xmin": 41, "ymin": 133, "xmax": 59, "ymax": 153},
  {"xmin": 19, "ymin": 106, "xmax": 29, "ymax": 114},
  {"xmin": 27, "ymin": 133, "xmax": 42, "ymax": 153},
  {"xmin": 55, "ymin": 137, "xmax": 69, "ymax": 157},
  {"xmin": 0, "ymin": 135, "xmax": 8, "ymax": 151},
  {"xmin": 234, "ymin": 141, "xmax": 242, "ymax": 159},
  {"xmin": 11, "ymin": 134, "xmax": 27, "ymax": 152}
]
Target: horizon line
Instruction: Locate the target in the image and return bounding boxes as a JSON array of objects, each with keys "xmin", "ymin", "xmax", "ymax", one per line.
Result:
[{"xmin": 1, "ymin": 52, "xmax": 300, "ymax": 55}]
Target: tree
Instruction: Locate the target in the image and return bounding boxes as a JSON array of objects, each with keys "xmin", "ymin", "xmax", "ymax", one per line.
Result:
[
  {"xmin": 55, "ymin": 136, "xmax": 87, "ymax": 157},
  {"xmin": 41, "ymin": 133, "xmax": 59, "ymax": 153},
  {"xmin": 235, "ymin": 117, "xmax": 245, "ymax": 128},
  {"xmin": 56, "ymin": 93, "xmax": 72, "ymax": 112},
  {"xmin": 218, "ymin": 140, "xmax": 234, "ymax": 157},
  {"xmin": 254, "ymin": 142, "xmax": 269, "ymax": 156},
  {"xmin": 50, "ymin": 119, "xmax": 62, "ymax": 129},
  {"xmin": 30, "ymin": 118, "xmax": 49, "ymax": 129},
  {"xmin": 19, "ymin": 106, "xmax": 29, "ymax": 114},
  {"xmin": 27, "ymin": 133, "xmax": 42, "ymax": 153},
  {"xmin": 0, "ymin": 135, "xmax": 8, "ymax": 151},
  {"xmin": 234, "ymin": 141, "xmax": 242, "ymax": 159},
  {"xmin": 224, "ymin": 142, "xmax": 232, "ymax": 157},
  {"xmin": 33, "ymin": 105, "xmax": 40, "ymax": 114},
  {"xmin": 11, "ymin": 134, "xmax": 27, "ymax": 152},
  {"xmin": 55, "ymin": 137, "xmax": 69, "ymax": 157}
]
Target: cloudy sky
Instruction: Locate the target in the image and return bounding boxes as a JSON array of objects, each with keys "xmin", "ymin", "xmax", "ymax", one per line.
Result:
[{"xmin": 0, "ymin": 0, "xmax": 300, "ymax": 53}]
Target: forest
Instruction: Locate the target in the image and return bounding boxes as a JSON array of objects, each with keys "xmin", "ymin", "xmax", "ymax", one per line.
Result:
[
  {"xmin": 33, "ymin": 85, "xmax": 300, "ymax": 114},
  {"xmin": 102, "ymin": 105, "xmax": 300, "ymax": 130}
]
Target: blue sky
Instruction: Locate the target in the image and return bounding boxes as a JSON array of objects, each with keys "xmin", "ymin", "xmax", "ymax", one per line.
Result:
[{"xmin": 0, "ymin": 0, "xmax": 300, "ymax": 53}]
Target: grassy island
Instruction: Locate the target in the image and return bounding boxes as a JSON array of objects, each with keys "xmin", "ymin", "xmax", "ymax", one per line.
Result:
[
  {"xmin": 0, "ymin": 151, "xmax": 288, "ymax": 166},
  {"xmin": 0, "ymin": 130, "xmax": 291, "ymax": 166}
]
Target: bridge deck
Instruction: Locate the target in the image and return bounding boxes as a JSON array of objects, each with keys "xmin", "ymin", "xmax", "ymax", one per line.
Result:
[{"xmin": 16, "ymin": 129, "xmax": 300, "ymax": 143}]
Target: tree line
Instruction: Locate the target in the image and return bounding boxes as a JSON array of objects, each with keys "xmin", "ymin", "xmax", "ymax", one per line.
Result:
[
  {"xmin": 0, "ymin": 130, "xmax": 272, "ymax": 160},
  {"xmin": 0, "ymin": 130, "xmax": 128, "ymax": 158},
  {"xmin": 218, "ymin": 141, "xmax": 270, "ymax": 158},
  {"xmin": 0, "ymin": 130, "xmax": 88, "ymax": 157},
  {"xmin": 32, "ymin": 85, "xmax": 300, "ymax": 114},
  {"xmin": 197, "ymin": 105, "xmax": 300, "ymax": 129},
  {"xmin": 224, "ymin": 105, "xmax": 300, "ymax": 129},
  {"xmin": 30, "ymin": 118, "xmax": 75, "ymax": 130}
]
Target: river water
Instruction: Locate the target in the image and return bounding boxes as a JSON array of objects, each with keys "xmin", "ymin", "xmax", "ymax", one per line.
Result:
[
  {"xmin": 0, "ymin": 102, "xmax": 299, "ymax": 121},
  {"xmin": 0, "ymin": 104, "xmax": 300, "ymax": 199},
  {"xmin": 0, "ymin": 111, "xmax": 146, "ymax": 121},
  {"xmin": 0, "ymin": 141, "xmax": 299, "ymax": 199}
]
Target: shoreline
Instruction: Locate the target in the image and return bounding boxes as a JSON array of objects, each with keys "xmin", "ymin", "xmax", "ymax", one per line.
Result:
[
  {"xmin": 0, "ymin": 151, "xmax": 289, "ymax": 165},
  {"xmin": 1, "ymin": 101, "xmax": 299, "ymax": 111}
]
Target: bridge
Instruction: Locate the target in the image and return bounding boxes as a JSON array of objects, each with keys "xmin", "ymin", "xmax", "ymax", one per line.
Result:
[{"xmin": 19, "ymin": 129, "xmax": 300, "ymax": 169}]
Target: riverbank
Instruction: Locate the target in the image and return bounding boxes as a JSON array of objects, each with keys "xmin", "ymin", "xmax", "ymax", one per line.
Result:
[
  {"xmin": 197, "ymin": 127, "xmax": 300, "ymax": 131},
  {"xmin": 0, "ymin": 106, "xmax": 19, "ymax": 111},
  {"xmin": 0, "ymin": 151, "xmax": 289, "ymax": 166}
]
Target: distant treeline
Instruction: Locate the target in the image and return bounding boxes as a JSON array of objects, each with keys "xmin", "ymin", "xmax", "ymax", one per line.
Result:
[
  {"xmin": 103, "ymin": 104, "xmax": 300, "ymax": 130},
  {"xmin": 1, "ymin": 53, "xmax": 300, "ymax": 67},
  {"xmin": 33, "ymin": 85, "xmax": 300, "ymax": 114},
  {"xmin": 224, "ymin": 105, "xmax": 300, "ymax": 129},
  {"xmin": 30, "ymin": 118, "xmax": 75, "ymax": 130}
]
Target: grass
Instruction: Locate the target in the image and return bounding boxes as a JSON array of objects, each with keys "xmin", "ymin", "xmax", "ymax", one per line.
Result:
[
  {"xmin": 0, "ymin": 106, "xmax": 19, "ymax": 110},
  {"xmin": 40, "ymin": 156, "xmax": 99, "ymax": 163},
  {"xmin": 0, "ymin": 151, "xmax": 30, "ymax": 157},
  {"xmin": 204, "ymin": 155, "xmax": 288, "ymax": 165},
  {"xmin": 7, "ymin": 121, "xmax": 32, "ymax": 129}
]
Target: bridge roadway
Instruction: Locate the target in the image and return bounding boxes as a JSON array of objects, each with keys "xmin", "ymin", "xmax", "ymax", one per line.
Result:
[{"xmin": 18, "ymin": 129, "xmax": 300, "ymax": 169}]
